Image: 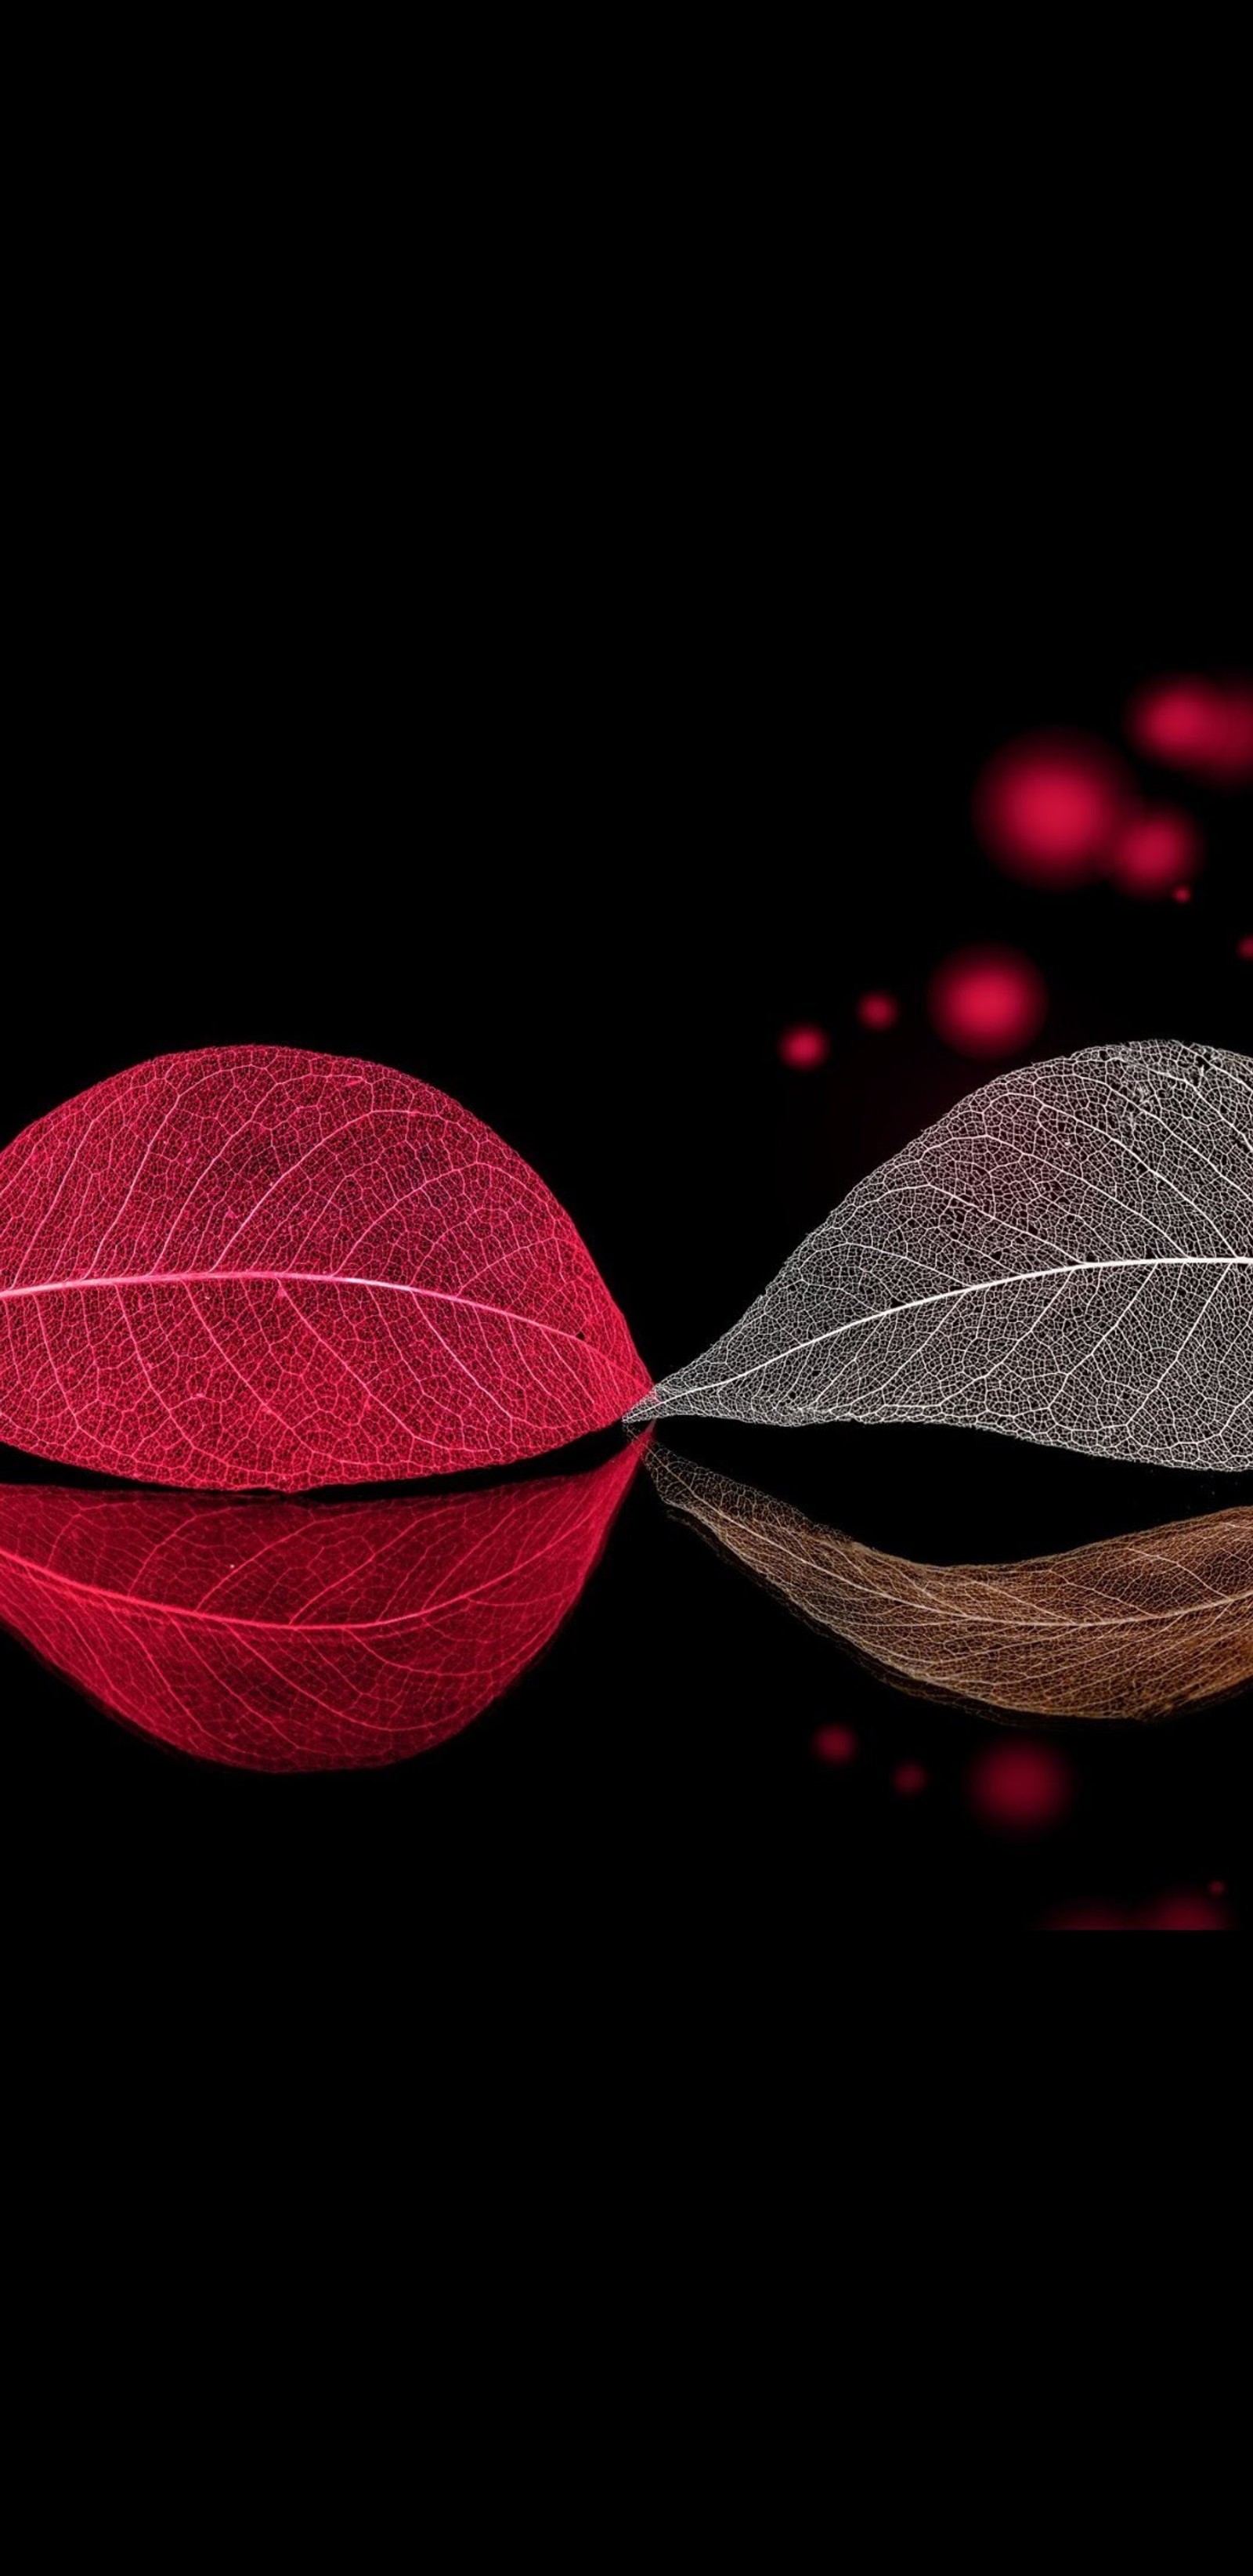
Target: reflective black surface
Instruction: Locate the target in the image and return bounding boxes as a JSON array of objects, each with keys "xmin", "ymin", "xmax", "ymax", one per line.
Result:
[{"xmin": 6, "ymin": 496, "xmax": 1249, "ymax": 1936}]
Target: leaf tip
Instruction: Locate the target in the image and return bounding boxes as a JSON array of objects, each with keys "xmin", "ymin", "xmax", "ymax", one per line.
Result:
[{"xmin": 623, "ymin": 1389, "xmax": 663, "ymax": 1428}]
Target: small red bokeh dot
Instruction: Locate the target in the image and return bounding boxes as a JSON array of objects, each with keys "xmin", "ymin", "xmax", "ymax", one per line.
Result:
[
  {"xmin": 1239, "ymin": 936, "xmax": 1253, "ymax": 960},
  {"xmin": 1208, "ymin": 1881, "xmax": 1227, "ymax": 1898},
  {"xmin": 892, "ymin": 1760, "xmax": 927, "ymax": 1796},
  {"xmin": 966, "ymin": 1740, "xmax": 1074, "ymax": 1836},
  {"xmin": 928, "ymin": 945, "xmax": 1048, "ymax": 1058},
  {"xmin": 778, "ymin": 1024, "xmax": 830, "ymax": 1070},
  {"xmin": 973, "ymin": 732, "xmax": 1128, "ymax": 886},
  {"xmin": 856, "ymin": 991, "xmax": 900, "ymax": 1031},
  {"xmin": 813, "ymin": 1722, "xmax": 858, "ymax": 1765},
  {"xmin": 1107, "ymin": 807, "xmax": 1204, "ymax": 899}
]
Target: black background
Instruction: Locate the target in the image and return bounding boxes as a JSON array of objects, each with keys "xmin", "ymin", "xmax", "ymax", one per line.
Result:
[{"xmin": 6, "ymin": 279, "xmax": 1250, "ymax": 1940}]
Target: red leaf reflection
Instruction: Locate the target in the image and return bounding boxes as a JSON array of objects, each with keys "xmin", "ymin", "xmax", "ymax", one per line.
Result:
[{"xmin": 0, "ymin": 1443, "xmax": 641, "ymax": 1770}]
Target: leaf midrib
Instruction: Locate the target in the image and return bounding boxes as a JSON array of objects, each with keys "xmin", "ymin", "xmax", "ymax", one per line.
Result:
[
  {"xmin": 0, "ymin": 1512, "xmax": 591, "ymax": 1636},
  {"xmin": 644, "ymin": 1252, "xmax": 1251, "ymax": 1405},
  {"xmin": 656, "ymin": 1463, "xmax": 1253, "ymax": 1638},
  {"xmin": 706, "ymin": 1517, "xmax": 1253, "ymax": 1635},
  {"xmin": 0, "ymin": 1265, "xmax": 605, "ymax": 1355}
]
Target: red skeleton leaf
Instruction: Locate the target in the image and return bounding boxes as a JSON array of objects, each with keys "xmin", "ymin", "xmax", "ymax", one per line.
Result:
[
  {"xmin": 0, "ymin": 1047, "xmax": 649, "ymax": 1487},
  {"xmin": 0, "ymin": 1443, "xmax": 642, "ymax": 1770}
]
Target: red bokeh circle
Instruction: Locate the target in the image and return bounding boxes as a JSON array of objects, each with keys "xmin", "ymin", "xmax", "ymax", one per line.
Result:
[
  {"xmin": 928, "ymin": 946, "xmax": 1048, "ymax": 1058},
  {"xmin": 966, "ymin": 1740, "xmax": 1074, "ymax": 1835},
  {"xmin": 778, "ymin": 1024, "xmax": 830, "ymax": 1071},
  {"xmin": 973, "ymin": 732, "xmax": 1129, "ymax": 885},
  {"xmin": 1107, "ymin": 807, "xmax": 1204, "ymax": 899},
  {"xmin": 813, "ymin": 1722, "xmax": 858, "ymax": 1765},
  {"xmin": 1126, "ymin": 674, "xmax": 1253, "ymax": 786},
  {"xmin": 856, "ymin": 991, "xmax": 900, "ymax": 1031}
]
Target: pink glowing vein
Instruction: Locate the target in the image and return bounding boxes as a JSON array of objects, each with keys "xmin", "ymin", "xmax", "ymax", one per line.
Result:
[
  {"xmin": 0, "ymin": 1266, "xmax": 603, "ymax": 1355},
  {"xmin": 0, "ymin": 1509, "xmax": 596, "ymax": 1635}
]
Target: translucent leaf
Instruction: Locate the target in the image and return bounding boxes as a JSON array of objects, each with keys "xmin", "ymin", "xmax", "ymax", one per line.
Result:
[
  {"xmin": 628, "ymin": 1040, "xmax": 1251, "ymax": 1472},
  {"xmin": 0, "ymin": 1046, "xmax": 648, "ymax": 1487},
  {"xmin": 0, "ymin": 1443, "xmax": 642, "ymax": 1769},
  {"xmin": 649, "ymin": 1447, "xmax": 1253, "ymax": 1721}
]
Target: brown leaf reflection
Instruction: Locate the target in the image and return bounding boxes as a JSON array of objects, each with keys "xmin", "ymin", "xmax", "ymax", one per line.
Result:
[{"xmin": 648, "ymin": 1450, "xmax": 1253, "ymax": 1722}]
